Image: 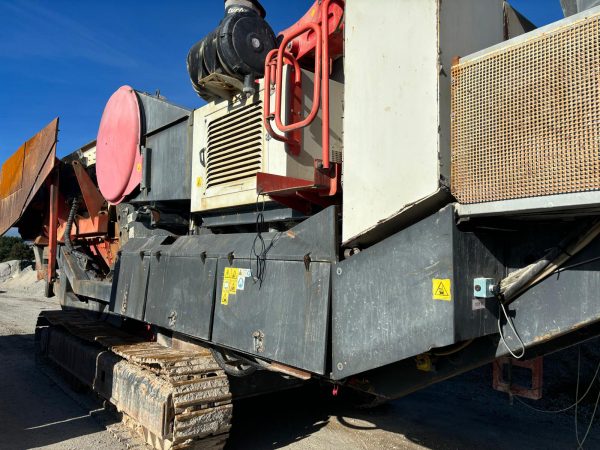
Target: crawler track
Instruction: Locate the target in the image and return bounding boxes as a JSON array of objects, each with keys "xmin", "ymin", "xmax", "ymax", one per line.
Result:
[{"xmin": 36, "ymin": 310, "xmax": 231, "ymax": 450}]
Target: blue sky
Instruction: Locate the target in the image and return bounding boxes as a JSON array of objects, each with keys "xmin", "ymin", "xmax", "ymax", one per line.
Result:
[{"xmin": 0, "ymin": 0, "xmax": 564, "ymax": 162}]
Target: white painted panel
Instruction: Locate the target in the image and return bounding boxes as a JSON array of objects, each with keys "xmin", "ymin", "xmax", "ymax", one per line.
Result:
[{"xmin": 342, "ymin": 0, "xmax": 440, "ymax": 244}]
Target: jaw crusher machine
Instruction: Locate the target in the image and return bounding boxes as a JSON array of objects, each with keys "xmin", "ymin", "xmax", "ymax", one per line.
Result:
[{"xmin": 2, "ymin": 1, "xmax": 600, "ymax": 448}]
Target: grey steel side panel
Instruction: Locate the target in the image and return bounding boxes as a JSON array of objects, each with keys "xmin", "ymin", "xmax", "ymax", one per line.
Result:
[
  {"xmin": 500, "ymin": 236, "xmax": 600, "ymax": 354},
  {"xmin": 201, "ymin": 207, "xmax": 306, "ymax": 228},
  {"xmin": 352, "ymin": 236, "xmax": 600, "ymax": 401},
  {"xmin": 145, "ymin": 255, "xmax": 217, "ymax": 340},
  {"xmin": 212, "ymin": 258, "xmax": 331, "ymax": 374},
  {"xmin": 111, "ymin": 237, "xmax": 164, "ymax": 320},
  {"xmin": 334, "ymin": 209, "xmax": 455, "ymax": 379},
  {"xmin": 137, "ymin": 92, "xmax": 190, "ymax": 135},
  {"xmin": 562, "ymin": 0, "xmax": 600, "ymax": 16},
  {"xmin": 112, "ymin": 255, "xmax": 150, "ymax": 321},
  {"xmin": 127, "ymin": 91, "xmax": 192, "ymax": 203},
  {"xmin": 137, "ymin": 119, "xmax": 192, "ymax": 202},
  {"xmin": 332, "ymin": 206, "xmax": 501, "ymax": 379},
  {"xmin": 109, "ymin": 208, "xmax": 337, "ymax": 375},
  {"xmin": 193, "ymin": 206, "xmax": 338, "ymax": 262},
  {"xmin": 73, "ymin": 280, "xmax": 113, "ymax": 303}
]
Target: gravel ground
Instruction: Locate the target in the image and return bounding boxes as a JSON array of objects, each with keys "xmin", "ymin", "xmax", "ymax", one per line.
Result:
[
  {"xmin": 1, "ymin": 287, "xmax": 599, "ymax": 450},
  {"xmin": 0, "ymin": 293, "xmax": 126, "ymax": 450}
]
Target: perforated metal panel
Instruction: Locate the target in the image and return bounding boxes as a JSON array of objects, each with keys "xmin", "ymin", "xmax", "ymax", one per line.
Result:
[
  {"xmin": 452, "ymin": 10, "xmax": 600, "ymax": 204},
  {"xmin": 206, "ymin": 101, "xmax": 263, "ymax": 189}
]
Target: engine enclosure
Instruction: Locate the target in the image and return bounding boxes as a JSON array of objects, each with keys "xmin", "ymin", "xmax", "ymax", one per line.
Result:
[{"xmin": 191, "ymin": 66, "xmax": 344, "ymax": 214}]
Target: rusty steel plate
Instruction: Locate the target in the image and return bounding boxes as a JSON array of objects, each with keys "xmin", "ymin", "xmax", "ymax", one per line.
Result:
[{"xmin": 0, "ymin": 118, "xmax": 58, "ymax": 235}]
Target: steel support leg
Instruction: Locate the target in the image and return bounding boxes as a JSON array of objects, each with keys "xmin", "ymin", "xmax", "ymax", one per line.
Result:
[{"xmin": 46, "ymin": 170, "xmax": 59, "ymax": 297}]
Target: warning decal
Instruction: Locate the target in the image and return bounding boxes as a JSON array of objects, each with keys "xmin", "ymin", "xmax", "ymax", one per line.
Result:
[
  {"xmin": 221, "ymin": 267, "xmax": 251, "ymax": 306},
  {"xmin": 432, "ymin": 279, "xmax": 452, "ymax": 301},
  {"xmin": 221, "ymin": 291, "xmax": 229, "ymax": 305}
]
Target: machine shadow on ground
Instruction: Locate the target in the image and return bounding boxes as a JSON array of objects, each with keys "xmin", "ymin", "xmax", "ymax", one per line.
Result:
[
  {"xmin": 2, "ymin": 323, "xmax": 600, "ymax": 450},
  {"xmin": 228, "ymin": 363, "xmax": 600, "ymax": 450},
  {"xmin": 0, "ymin": 332, "xmax": 119, "ymax": 450}
]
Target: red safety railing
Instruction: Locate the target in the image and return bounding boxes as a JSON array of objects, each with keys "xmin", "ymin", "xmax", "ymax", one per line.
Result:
[
  {"xmin": 264, "ymin": 0, "xmax": 343, "ymax": 171},
  {"xmin": 274, "ymin": 23, "xmax": 322, "ymax": 133},
  {"xmin": 263, "ymin": 49, "xmax": 302, "ymax": 146}
]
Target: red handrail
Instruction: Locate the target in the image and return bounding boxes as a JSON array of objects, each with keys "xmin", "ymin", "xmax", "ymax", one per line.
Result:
[
  {"xmin": 320, "ymin": 0, "xmax": 332, "ymax": 169},
  {"xmin": 274, "ymin": 23, "xmax": 322, "ymax": 133},
  {"xmin": 263, "ymin": 49, "xmax": 301, "ymax": 145},
  {"xmin": 263, "ymin": 0, "xmax": 343, "ymax": 171}
]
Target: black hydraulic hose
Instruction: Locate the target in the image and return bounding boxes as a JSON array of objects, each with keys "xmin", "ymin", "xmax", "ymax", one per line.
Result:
[
  {"xmin": 63, "ymin": 198, "xmax": 89, "ymax": 263},
  {"xmin": 64, "ymin": 198, "xmax": 79, "ymax": 255},
  {"xmin": 499, "ymin": 219, "xmax": 600, "ymax": 302},
  {"xmin": 210, "ymin": 348, "xmax": 258, "ymax": 377},
  {"xmin": 500, "ymin": 251, "xmax": 557, "ymax": 301}
]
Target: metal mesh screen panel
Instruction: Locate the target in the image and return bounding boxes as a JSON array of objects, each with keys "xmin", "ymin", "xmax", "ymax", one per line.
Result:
[{"xmin": 451, "ymin": 13, "xmax": 600, "ymax": 204}]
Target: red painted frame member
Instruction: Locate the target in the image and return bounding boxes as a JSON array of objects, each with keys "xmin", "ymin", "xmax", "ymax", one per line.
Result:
[
  {"xmin": 46, "ymin": 169, "xmax": 59, "ymax": 297},
  {"xmin": 260, "ymin": 0, "xmax": 345, "ymax": 210},
  {"xmin": 263, "ymin": 49, "xmax": 303, "ymax": 150}
]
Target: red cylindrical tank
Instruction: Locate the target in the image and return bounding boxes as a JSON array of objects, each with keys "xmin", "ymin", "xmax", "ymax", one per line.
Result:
[{"xmin": 96, "ymin": 85, "xmax": 143, "ymax": 204}]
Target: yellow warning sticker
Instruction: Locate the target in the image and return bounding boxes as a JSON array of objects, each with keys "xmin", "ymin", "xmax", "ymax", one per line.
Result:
[
  {"xmin": 221, "ymin": 291, "xmax": 229, "ymax": 305},
  {"xmin": 432, "ymin": 279, "xmax": 452, "ymax": 301},
  {"xmin": 196, "ymin": 177, "xmax": 203, "ymax": 188},
  {"xmin": 224, "ymin": 268, "xmax": 240, "ymax": 279},
  {"xmin": 226, "ymin": 277, "xmax": 237, "ymax": 294},
  {"xmin": 221, "ymin": 267, "xmax": 251, "ymax": 306}
]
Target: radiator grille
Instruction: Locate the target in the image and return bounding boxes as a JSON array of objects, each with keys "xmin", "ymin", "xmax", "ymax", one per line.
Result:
[
  {"xmin": 206, "ymin": 102, "xmax": 263, "ymax": 189},
  {"xmin": 451, "ymin": 12, "xmax": 600, "ymax": 204}
]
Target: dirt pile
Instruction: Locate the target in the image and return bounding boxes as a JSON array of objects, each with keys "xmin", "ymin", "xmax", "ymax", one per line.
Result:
[
  {"xmin": 0, "ymin": 260, "xmax": 44, "ymax": 297},
  {"xmin": 0, "ymin": 260, "xmax": 21, "ymax": 283}
]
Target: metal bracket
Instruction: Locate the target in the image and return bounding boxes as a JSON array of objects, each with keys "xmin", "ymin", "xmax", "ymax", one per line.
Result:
[
  {"xmin": 493, "ymin": 356, "xmax": 544, "ymax": 400},
  {"xmin": 252, "ymin": 330, "xmax": 265, "ymax": 353},
  {"xmin": 303, "ymin": 253, "xmax": 311, "ymax": 271}
]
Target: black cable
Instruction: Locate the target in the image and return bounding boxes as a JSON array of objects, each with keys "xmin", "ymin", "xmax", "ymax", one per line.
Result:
[
  {"xmin": 250, "ymin": 192, "xmax": 281, "ymax": 287},
  {"xmin": 515, "ymin": 349, "xmax": 600, "ymax": 414},
  {"xmin": 576, "ymin": 347, "xmax": 600, "ymax": 449},
  {"xmin": 251, "ymin": 193, "xmax": 268, "ymax": 286},
  {"xmin": 497, "ymin": 300, "xmax": 526, "ymax": 359}
]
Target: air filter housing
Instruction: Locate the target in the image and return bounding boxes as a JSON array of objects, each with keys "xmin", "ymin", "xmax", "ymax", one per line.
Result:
[
  {"xmin": 187, "ymin": 0, "xmax": 276, "ymax": 101},
  {"xmin": 452, "ymin": 7, "xmax": 600, "ymax": 212}
]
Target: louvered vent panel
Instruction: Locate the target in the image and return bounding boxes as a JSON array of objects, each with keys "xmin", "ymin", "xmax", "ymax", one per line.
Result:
[
  {"xmin": 206, "ymin": 102, "xmax": 263, "ymax": 189},
  {"xmin": 452, "ymin": 12, "xmax": 600, "ymax": 204}
]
